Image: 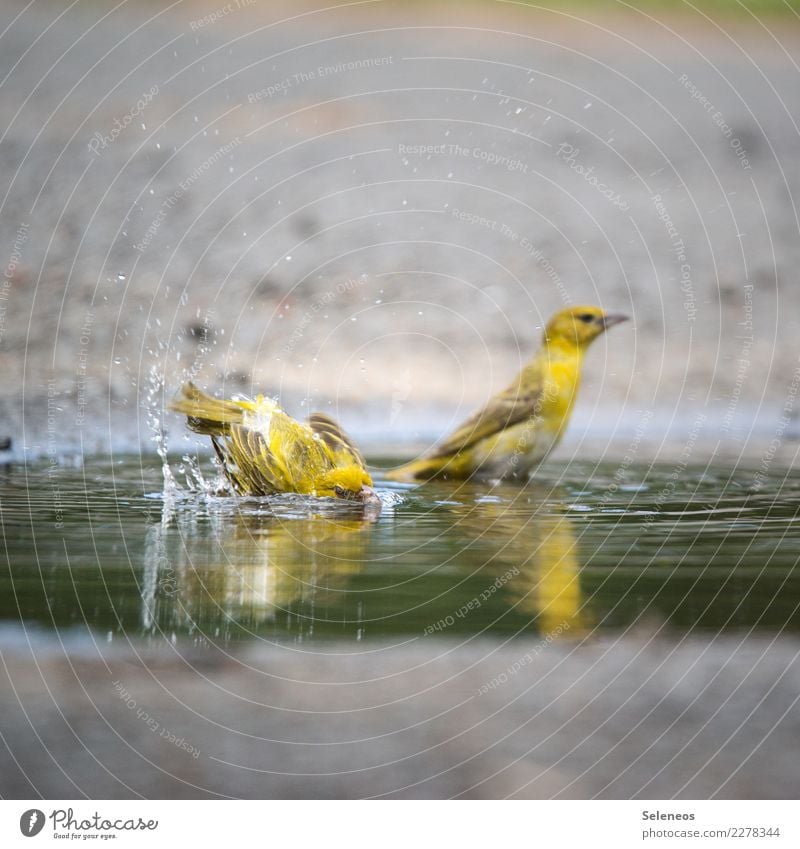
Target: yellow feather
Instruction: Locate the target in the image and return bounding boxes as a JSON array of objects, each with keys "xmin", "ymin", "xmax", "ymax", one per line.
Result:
[
  {"xmin": 387, "ymin": 305, "xmax": 627, "ymax": 482},
  {"xmin": 169, "ymin": 382, "xmax": 376, "ymax": 504}
]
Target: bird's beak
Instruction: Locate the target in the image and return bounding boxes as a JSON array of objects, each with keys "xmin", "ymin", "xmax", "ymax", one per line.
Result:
[
  {"xmin": 602, "ymin": 313, "xmax": 628, "ymax": 329},
  {"xmin": 358, "ymin": 485, "xmax": 382, "ymax": 511}
]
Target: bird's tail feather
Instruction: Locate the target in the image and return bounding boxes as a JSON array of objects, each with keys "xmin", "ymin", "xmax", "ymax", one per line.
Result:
[
  {"xmin": 168, "ymin": 382, "xmax": 245, "ymax": 436},
  {"xmin": 384, "ymin": 456, "xmax": 448, "ymax": 482}
]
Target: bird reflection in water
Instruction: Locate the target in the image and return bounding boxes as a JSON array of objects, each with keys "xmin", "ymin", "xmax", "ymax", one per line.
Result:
[
  {"xmin": 423, "ymin": 480, "xmax": 585, "ymax": 638},
  {"xmin": 140, "ymin": 481, "xmax": 583, "ymax": 640},
  {"xmin": 141, "ymin": 497, "xmax": 378, "ymax": 640}
]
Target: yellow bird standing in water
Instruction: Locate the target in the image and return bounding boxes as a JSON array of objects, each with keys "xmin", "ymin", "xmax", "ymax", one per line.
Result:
[
  {"xmin": 386, "ymin": 305, "xmax": 628, "ymax": 482},
  {"xmin": 170, "ymin": 382, "xmax": 380, "ymax": 507}
]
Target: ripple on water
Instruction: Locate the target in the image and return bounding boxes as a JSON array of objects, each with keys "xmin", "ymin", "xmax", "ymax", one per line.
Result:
[{"xmin": 1, "ymin": 458, "xmax": 799, "ymax": 643}]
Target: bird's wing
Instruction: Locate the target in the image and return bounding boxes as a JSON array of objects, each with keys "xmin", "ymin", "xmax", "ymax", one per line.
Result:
[
  {"xmin": 213, "ymin": 428, "xmax": 282, "ymax": 495},
  {"xmin": 217, "ymin": 406, "xmax": 332, "ymax": 496},
  {"xmin": 308, "ymin": 413, "xmax": 367, "ymax": 470},
  {"xmin": 431, "ymin": 366, "xmax": 544, "ymax": 458}
]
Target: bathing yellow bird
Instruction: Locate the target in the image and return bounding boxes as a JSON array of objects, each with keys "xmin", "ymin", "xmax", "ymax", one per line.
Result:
[
  {"xmin": 170, "ymin": 382, "xmax": 380, "ymax": 506},
  {"xmin": 386, "ymin": 305, "xmax": 628, "ymax": 482}
]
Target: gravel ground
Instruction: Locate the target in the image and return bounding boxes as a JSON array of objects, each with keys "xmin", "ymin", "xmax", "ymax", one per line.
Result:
[
  {"xmin": 2, "ymin": 629, "xmax": 799, "ymax": 799},
  {"xmin": 2, "ymin": 1, "xmax": 800, "ymax": 462}
]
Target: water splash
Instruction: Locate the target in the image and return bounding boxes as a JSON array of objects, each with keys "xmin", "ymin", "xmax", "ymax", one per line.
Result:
[
  {"xmin": 144, "ymin": 363, "xmax": 178, "ymax": 499},
  {"xmin": 177, "ymin": 452, "xmax": 231, "ymax": 496}
]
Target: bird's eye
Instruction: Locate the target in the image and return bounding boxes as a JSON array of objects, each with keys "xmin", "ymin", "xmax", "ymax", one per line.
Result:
[
  {"xmin": 578, "ymin": 313, "xmax": 595, "ymax": 323},
  {"xmin": 334, "ymin": 485, "xmax": 346, "ymax": 497}
]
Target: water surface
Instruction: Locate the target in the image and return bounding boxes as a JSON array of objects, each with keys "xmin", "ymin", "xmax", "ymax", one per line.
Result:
[{"xmin": 2, "ymin": 458, "xmax": 799, "ymax": 644}]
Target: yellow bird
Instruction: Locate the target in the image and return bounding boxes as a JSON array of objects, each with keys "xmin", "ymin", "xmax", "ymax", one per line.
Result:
[
  {"xmin": 386, "ymin": 305, "xmax": 627, "ymax": 482},
  {"xmin": 169, "ymin": 382, "xmax": 380, "ymax": 507}
]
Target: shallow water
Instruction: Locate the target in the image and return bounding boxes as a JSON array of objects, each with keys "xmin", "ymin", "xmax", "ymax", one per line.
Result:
[{"xmin": 1, "ymin": 458, "xmax": 799, "ymax": 645}]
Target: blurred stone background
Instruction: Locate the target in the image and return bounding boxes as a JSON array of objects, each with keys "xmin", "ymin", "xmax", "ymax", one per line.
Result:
[{"xmin": 2, "ymin": 0, "xmax": 800, "ymax": 462}]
